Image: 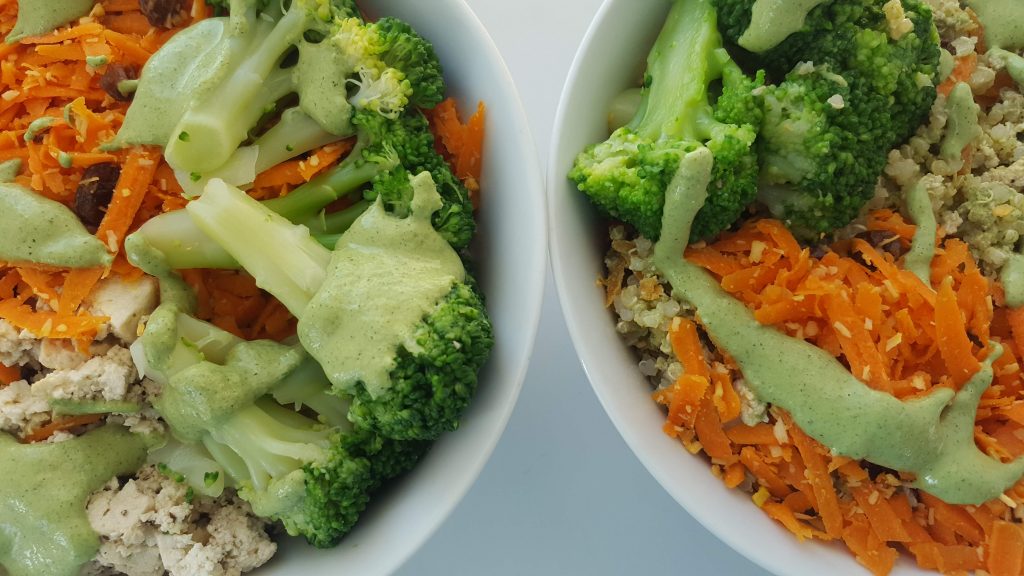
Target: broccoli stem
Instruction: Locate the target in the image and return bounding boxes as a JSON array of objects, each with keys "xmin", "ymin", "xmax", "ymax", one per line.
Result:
[
  {"xmin": 306, "ymin": 199, "xmax": 372, "ymax": 236},
  {"xmin": 186, "ymin": 179, "xmax": 332, "ymax": 315},
  {"xmin": 165, "ymin": 7, "xmax": 308, "ymax": 173},
  {"xmin": 130, "ymin": 156, "xmax": 386, "ymax": 272},
  {"xmin": 631, "ymin": 0, "xmax": 722, "ymax": 142},
  {"xmin": 253, "ymin": 107, "xmax": 346, "ymax": 176},
  {"xmin": 273, "ymin": 358, "xmax": 353, "ymax": 429},
  {"xmin": 130, "ymin": 210, "xmax": 240, "ymax": 270},
  {"xmin": 209, "ymin": 400, "xmax": 329, "ymax": 491},
  {"xmin": 263, "ymin": 149, "xmax": 397, "ymax": 223}
]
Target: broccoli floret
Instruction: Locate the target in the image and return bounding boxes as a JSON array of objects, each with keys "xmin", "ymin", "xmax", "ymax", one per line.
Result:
[
  {"xmin": 184, "ymin": 173, "xmax": 493, "ymax": 441},
  {"xmin": 360, "ymin": 110, "xmax": 476, "ymax": 249},
  {"xmin": 755, "ymin": 63, "xmax": 895, "ymax": 237},
  {"xmin": 116, "ymin": 0, "xmax": 445, "ymax": 194},
  {"xmin": 569, "ymin": 0, "xmax": 761, "ymax": 241},
  {"xmin": 371, "ymin": 17, "xmax": 446, "ymax": 109},
  {"xmin": 349, "ymin": 281, "xmax": 493, "ymax": 439},
  {"xmin": 135, "ymin": 294, "xmax": 412, "ymax": 547},
  {"xmin": 130, "ymin": 107, "xmax": 474, "ymax": 274},
  {"xmin": 714, "ymin": 0, "xmax": 941, "ymax": 238}
]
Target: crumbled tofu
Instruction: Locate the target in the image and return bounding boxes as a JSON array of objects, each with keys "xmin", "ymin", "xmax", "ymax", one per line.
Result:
[
  {"xmin": 88, "ymin": 467, "xmax": 277, "ymax": 576},
  {"xmin": 37, "ymin": 338, "xmax": 89, "ymax": 371},
  {"xmin": 827, "ymin": 94, "xmax": 846, "ymax": 109},
  {"xmin": 0, "ymin": 319, "xmax": 36, "ymax": 367},
  {"xmin": 33, "ymin": 346, "xmax": 137, "ymax": 402},
  {"xmin": 87, "ymin": 276, "xmax": 160, "ymax": 344},
  {"xmin": 922, "ymin": 0, "xmax": 979, "ymax": 41},
  {"xmin": 0, "ymin": 380, "xmax": 49, "ymax": 434}
]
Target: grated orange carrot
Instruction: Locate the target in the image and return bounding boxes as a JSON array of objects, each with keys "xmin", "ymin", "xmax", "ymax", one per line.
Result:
[
  {"xmin": 631, "ymin": 209, "xmax": 1024, "ymax": 575},
  {"xmin": 427, "ymin": 98, "xmax": 486, "ymax": 202}
]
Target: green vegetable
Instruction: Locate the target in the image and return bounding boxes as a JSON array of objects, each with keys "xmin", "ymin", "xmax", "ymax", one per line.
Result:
[
  {"xmin": 569, "ymin": 0, "xmax": 762, "ymax": 241},
  {"xmin": 184, "ymin": 174, "xmax": 493, "ymax": 441},
  {"xmin": 119, "ymin": 0, "xmax": 445, "ymax": 187},
  {"xmin": 714, "ymin": 0, "xmax": 941, "ymax": 238},
  {"xmin": 127, "ymin": 107, "xmax": 476, "ymax": 274},
  {"xmin": 135, "ymin": 293, "xmax": 422, "ymax": 547}
]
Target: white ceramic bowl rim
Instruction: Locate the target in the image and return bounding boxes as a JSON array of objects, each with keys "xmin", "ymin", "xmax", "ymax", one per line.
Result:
[
  {"xmin": 266, "ymin": 1, "xmax": 547, "ymax": 574},
  {"xmin": 548, "ymin": 1, "xmax": 925, "ymax": 574}
]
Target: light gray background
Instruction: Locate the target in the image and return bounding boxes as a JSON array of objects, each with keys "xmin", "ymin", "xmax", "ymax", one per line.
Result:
[{"xmin": 400, "ymin": 2, "xmax": 772, "ymax": 575}]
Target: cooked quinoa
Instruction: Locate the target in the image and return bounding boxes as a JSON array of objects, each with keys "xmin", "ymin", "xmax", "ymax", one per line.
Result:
[{"xmin": 871, "ymin": 1, "xmax": 1024, "ymax": 275}]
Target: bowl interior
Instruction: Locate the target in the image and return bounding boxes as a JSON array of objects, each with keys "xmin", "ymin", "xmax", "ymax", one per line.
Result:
[
  {"xmin": 264, "ymin": 1, "xmax": 546, "ymax": 574},
  {"xmin": 547, "ymin": 1, "xmax": 924, "ymax": 574}
]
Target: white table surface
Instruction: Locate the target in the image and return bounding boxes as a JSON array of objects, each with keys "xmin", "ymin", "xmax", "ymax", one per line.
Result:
[{"xmin": 399, "ymin": 2, "xmax": 773, "ymax": 575}]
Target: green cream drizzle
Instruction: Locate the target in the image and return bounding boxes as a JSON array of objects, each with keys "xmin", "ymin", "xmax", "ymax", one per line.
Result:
[
  {"xmin": 57, "ymin": 151, "xmax": 73, "ymax": 168},
  {"xmin": 23, "ymin": 116, "xmax": 55, "ymax": 143},
  {"xmin": 0, "ymin": 425, "xmax": 147, "ymax": 576},
  {"xmin": 939, "ymin": 48, "xmax": 955, "ymax": 83},
  {"xmin": 6, "ymin": 0, "xmax": 96, "ymax": 44},
  {"xmin": 298, "ymin": 172, "xmax": 466, "ymax": 398},
  {"xmin": 989, "ymin": 49, "xmax": 1024, "ymax": 91},
  {"xmin": 940, "ymin": 82, "xmax": 981, "ymax": 165},
  {"xmin": 738, "ymin": 0, "xmax": 828, "ymax": 53},
  {"xmin": 1001, "ymin": 253, "xmax": 1024, "ymax": 309},
  {"xmin": 904, "ymin": 179, "xmax": 937, "ymax": 285},
  {"xmin": 966, "ymin": 0, "xmax": 1024, "ymax": 51},
  {"xmin": 653, "ymin": 148, "xmax": 1024, "ymax": 505},
  {"xmin": 0, "ymin": 183, "xmax": 111, "ymax": 268},
  {"xmin": 109, "ymin": 18, "xmax": 238, "ymax": 149},
  {"xmin": 0, "ymin": 158, "xmax": 21, "ymax": 182},
  {"xmin": 84, "ymin": 54, "xmax": 108, "ymax": 68}
]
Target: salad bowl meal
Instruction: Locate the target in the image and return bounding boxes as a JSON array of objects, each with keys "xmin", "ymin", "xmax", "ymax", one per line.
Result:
[
  {"xmin": 551, "ymin": 0, "xmax": 1024, "ymax": 574},
  {"xmin": 0, "ymin": 0, "xmax": 544, "ymax": 575}
]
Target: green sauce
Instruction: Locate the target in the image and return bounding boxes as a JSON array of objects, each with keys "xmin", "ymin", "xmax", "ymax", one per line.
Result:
[
  {"xmin": 653, "ymin": 148, "xmax": 1024, "ymax": 505},
  {"xmin": 154, "ymin": 337, "xmax": 303, "ymax": 442},
  {"xmin": 23, "ymin": 116, "xmax": 55, "ymax": 143},
  {"xmin": 56, "ymin": 151, "xmax": 72, "ymax": 169},
  {"xmin": 990, "ymin": 48, "xmax": 1024, "ymax": 91},
  {"xmin": 5, "ymin": 0, "xmax": 96, "ymax": 44},
  {"xmin": 1001, "ymin": 253, "xmax": 1024, "ymax": 309},
  {"xmin": 0, "ymin": 183, "xmax": 111, "ymax": 268},
  {"xmin": 299, "ymin": 173, "xmax": 466, "ymax": 398},
  {"xmin": 109, "ymin": 18, "xmax": 237, "ymax": 149},
  {"xmin": 940, "ymin": 82, "xmax": 981, "ymax": 166},
  {"xmin": 966, "ymin": 0, "xmax": 1024, "ymax": 51},
  {"xmin": 84, "ymin": 54, "xmax": 107, "ymax": 68},
  {"xmin": 738, "ymin": 0, "xmax": 828, "ymax": 53},
  {"xmin": 295, "ymin": 39, "xmax": 354, "ymax": 137},
  {"xmin": 939, "ymin": 48, "xmax": 955, "ymax": 83},
  {"xmin": 904, "ymin": 179, "xmax": 937, "ymax": 285},
  {"xmin": 0, "ymin": 425, "xmax": 147, "ymax": 576},
  {"xmin": 0, "ymin": 159, "xmax": 21, "ymax": 182}
]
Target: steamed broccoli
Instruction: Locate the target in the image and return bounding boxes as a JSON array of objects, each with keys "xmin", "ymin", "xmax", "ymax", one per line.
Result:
[
  {"xmin": 569, "ymin": 0, "xmax": 762, "ymax": 241},
  {"xmin": 183, "ymin": 173, "xmax": 493, "ymax": 441},
  {"xmin": 135, "ymin": 293, "xmax": 422, "ymax": 547},
  {"xmin": 714, "ymin": 0, "xmax": 941, "ymax": 237},
  {"xmin": 114, "ymin": 0, "xmax": 445, "ymax": 193},
  {"xmin": 130, "ymin": 105, "xmax": 474, "ymax": 276}
]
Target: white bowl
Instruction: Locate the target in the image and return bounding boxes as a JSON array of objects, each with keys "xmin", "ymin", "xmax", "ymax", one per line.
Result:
[
  {"xmin": 548, "ymin": 1, "xmax": 923, "ymax": 575},
  {"xmin": 264, "ymin": 1, "xmax": 546, "ymax": 574}
]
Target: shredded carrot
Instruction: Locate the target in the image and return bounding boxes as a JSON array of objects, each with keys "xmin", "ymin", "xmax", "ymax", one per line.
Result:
[
  {"xmin": 21, "ymin": 414, "xmax": 103, "ymax": 443},
  {"xmin": 939, "ymin": 52, "xmax": 978, "ymax": 97},
  {"xmin": 0, "ymin": 363, "xmax": 20, "ymax": 385},
  {"xmin": 669, "ymin": 316, "xmax": 710, "ymax": 379},
  {"xmin": 936, "ymin": 276, "xmax": 982, "ymax": 385},
  {"xmin": 628, "ymin": 209, "xmax": 1024, "ymax": 576},
  {"xmin": 989, "ymin": 521, "xmax": 1024, "ymax": 576},
  {"xmin": 427, "ymin": 98, "xmax": 486, "ymax": 203}
]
